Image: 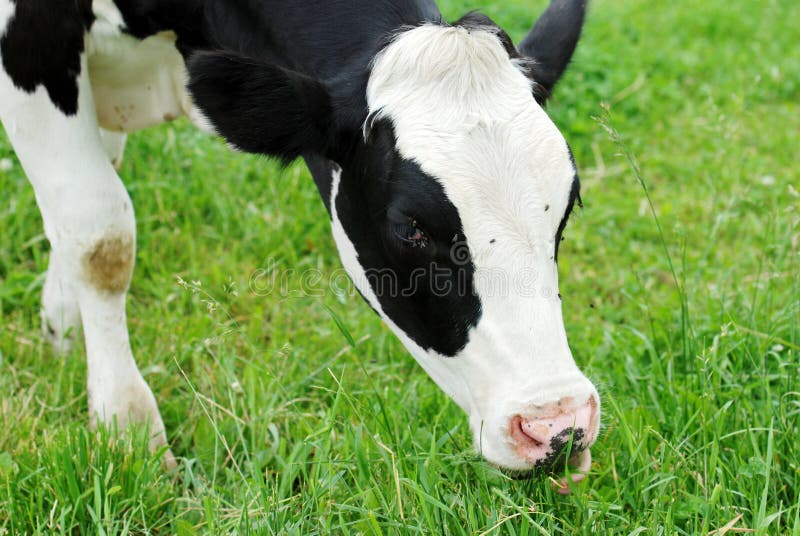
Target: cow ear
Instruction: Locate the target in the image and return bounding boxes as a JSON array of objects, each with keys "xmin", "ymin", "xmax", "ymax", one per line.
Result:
[
  {"xmin": 517, "ymin": 0, "xmax": 587, "ymax": 104},
  {"xmin": 187, "ymin": 51, "xmax": 333, "ymax": 163}
]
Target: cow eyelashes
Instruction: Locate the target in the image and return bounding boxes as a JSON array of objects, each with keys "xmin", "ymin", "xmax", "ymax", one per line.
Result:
[{"xmin": 392, "ymin": 219, "xmax": 429, "ymax": 248}]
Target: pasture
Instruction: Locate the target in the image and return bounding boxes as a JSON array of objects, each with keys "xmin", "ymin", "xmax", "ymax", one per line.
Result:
[{"xmin": 1, "ymin": 0, "xmax": 798, "ymax": 533}]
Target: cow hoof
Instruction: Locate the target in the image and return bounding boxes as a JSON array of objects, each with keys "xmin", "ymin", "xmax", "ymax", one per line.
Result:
[
  {"xmin": 40, "ymin": 267, "xmax": 81, "ymax": 355},
  {"xmin": 162, "ymin": 447, "xmax": 178, "ymax": 471},
  {"xmin": 141, "ymin": 417, "xmax": 177, "ymax": 471},
  {"xmin": 40, "ymin": 307, "xmax": 79, "ymax": 355},
  {"xmin": 151, "ymin": 431, "xmax": 178, "ymax": 471},
  {"xmin": 89, "ymin": 374, "xmax": 176, "ymax": 470}
]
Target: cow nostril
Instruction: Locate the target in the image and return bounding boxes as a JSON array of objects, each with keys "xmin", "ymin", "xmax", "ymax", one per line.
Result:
[
  {"xmin": 519, "ymin": 420, "xmax": 550, "ymax": 446},
  {"xmin": 511, "ymin": 415, "xmax": 545, "ymax": 449}
]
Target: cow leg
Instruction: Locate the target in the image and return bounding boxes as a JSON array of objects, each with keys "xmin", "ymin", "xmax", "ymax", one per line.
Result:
[
  {"xmin": 0, "ymin": 53, "xmax": 174, "ymax": 467},
  {"xmin": 40, "ymin": 247, "xmax": 81, "ymax": 354},
  {"xmin": 36, "ymin": 134, "xmax": 126, "ymax": 354}
]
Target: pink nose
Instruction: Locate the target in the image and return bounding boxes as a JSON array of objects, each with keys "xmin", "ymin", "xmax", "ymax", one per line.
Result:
[{"xmin": 509, "ymin": 397, "xmax": 598, "ymax": 469}]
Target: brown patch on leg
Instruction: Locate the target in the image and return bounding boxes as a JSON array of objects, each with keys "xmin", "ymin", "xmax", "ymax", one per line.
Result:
[{"xmin": 82, "ymin": 234, "xmax": 134, "ymax": 293}]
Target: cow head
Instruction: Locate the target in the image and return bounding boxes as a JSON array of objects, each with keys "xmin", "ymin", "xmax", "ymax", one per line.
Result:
[{"xmin": 188, "ymin": 0, "xmax": 599, "ymax": 477}]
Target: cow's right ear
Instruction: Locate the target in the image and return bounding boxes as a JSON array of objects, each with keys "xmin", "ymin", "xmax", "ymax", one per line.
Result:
[{"xmin": 187, "ymin": 51, "xmax": 333, "ymax": 163}]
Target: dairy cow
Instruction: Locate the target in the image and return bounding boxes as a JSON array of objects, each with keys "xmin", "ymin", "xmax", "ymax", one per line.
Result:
[{"xmin": 0, "ymin": 0, "xmax": 598, "ymax": 490}]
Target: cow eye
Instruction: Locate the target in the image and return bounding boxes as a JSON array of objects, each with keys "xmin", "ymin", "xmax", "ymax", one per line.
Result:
[{"xmin": 392, "ymin": 220, "xmax": 429, "ymax": 248}]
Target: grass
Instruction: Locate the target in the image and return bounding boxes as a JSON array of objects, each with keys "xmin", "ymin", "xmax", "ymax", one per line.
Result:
[{"xmin": 1, "ymin": 0, "xmax": 798, "ymax": 533}]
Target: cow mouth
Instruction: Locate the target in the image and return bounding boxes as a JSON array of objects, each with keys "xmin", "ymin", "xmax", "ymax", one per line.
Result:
[{"xmin": 501, "ymin": 448, "xmax": 592, "ymax": 493}]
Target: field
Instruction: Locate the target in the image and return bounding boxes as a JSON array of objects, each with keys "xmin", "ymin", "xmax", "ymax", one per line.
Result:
[{"xmin": 1, "ymin": 0, "xmax": 798, "ymax": 533}]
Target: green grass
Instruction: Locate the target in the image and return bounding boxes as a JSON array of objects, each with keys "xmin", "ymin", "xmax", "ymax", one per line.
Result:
[{"xmin": 1, "ymin": 0, "xmax": 798, "ymax": 533}]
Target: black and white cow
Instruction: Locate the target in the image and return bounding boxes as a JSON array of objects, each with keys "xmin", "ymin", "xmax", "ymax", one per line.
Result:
[{"xmin": 0, "ymin": 0, "xmax": 599, "ymax": 489}]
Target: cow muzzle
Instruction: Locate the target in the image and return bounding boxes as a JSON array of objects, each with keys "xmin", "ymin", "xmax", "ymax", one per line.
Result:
[{"xmin": 506, "ymin": 395, "xmax": 599, "ymax": 491}]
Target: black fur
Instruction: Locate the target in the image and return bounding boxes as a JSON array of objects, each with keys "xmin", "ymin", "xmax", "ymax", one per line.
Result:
[
  {"xmin": 188, "ymin": 51, "xmax": 334, "ymax": 163},
  {"xmin": 554, "ymin": 175, "xmax": 580, "ymax": 262},
  {"xmin": 518, "ymin": 0, "xmax": 587, "ymax": 103},
  {"xmin": 0, "ymin": 0, "xmax": 94, "ymax": 115},
  {"xmin": 303, "ymin": 154, "xmax": 336, "ymax": 212},
  {"xmin": 112, "ymin": 0, "xmax": 209, "ymax": 56},
  {"xmin": 452, "ymin": 11, "xmax": 517, "ymax": 51}
]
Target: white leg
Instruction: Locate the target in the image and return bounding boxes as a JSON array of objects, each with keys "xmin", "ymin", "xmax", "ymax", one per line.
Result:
[
  {"xmin": 0, "ymin": 53, "xmax": 174, "ymax": 467},
  {"xmin": 40, "ymin": 248, "xmax": 81, "ymax": 354}
]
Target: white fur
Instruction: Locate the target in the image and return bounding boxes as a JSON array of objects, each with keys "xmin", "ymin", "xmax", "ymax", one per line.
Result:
[
  {"xmin": 365, "ymin": 24, "xmax": 599, "ymax": 470},
  {"xmin": 92, "ymin": 0, "xmax": 127, "ymax": 36}
]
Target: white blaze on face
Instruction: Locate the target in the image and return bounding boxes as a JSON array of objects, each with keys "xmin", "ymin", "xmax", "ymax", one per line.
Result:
[{"xmin": 364, "ymin": 24, "xmax": 598, "ymax": 470}]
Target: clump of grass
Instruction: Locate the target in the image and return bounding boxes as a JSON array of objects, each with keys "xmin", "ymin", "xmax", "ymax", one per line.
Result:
[{"xmin": 0, "ymin": 425, "xmax": 177, "ymax": 534}]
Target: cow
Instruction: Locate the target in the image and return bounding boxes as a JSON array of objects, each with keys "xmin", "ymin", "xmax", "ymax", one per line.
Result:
[{"xmin": 0, "ymin": 0, "xmax": 599, "ymax": 491}]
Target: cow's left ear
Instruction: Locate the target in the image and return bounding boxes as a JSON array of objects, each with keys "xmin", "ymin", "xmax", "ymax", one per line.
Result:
[
  {"xmin": 517, "ymin": 0, "xmax": 587, "ymax": 104},
  {"xmin": 188, "ymin": 51, "xmax": 333, "ymax": 163}
]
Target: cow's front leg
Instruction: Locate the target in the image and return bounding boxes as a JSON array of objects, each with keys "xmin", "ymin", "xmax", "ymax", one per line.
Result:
[
  {"xmin": 40, "ymin": 130, "xmax": 128, "ymax": 354},
  {"xmin": 0, "ymin": 51, "xmax": 174, "ymax": 468},
  {"xmin": 66, "ymin": 223, "xmax": 174, "ymax": 468},
  {"xmin": 79, "ymin": 270, "xmax": 173, "ymax": 466}
]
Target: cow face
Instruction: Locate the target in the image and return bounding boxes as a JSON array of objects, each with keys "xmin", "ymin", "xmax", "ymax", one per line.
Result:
[{"xmin": 189, "ymin": 2, "xmax": 599, "ymax": 474}]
